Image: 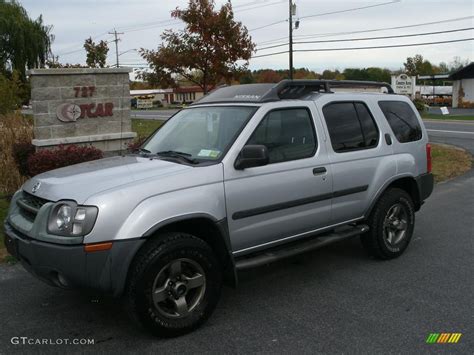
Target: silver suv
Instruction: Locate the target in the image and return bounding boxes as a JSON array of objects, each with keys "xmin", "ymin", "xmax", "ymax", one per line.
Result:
[{"xmin": 4, "ymin": 80, "xmax": 433, "ymax": 337}]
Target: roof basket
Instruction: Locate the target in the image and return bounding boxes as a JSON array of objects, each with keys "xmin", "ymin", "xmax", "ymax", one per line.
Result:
[
  {"xmin": 270, "ymin": 80, "xmax": 394, "ymax": 100},
  {"xmin": 191, "ymin": 79, "xmax": 394, "ymax": 105}
]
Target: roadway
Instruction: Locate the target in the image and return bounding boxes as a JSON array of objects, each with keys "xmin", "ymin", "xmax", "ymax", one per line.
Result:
[{"xmin": 0, "ymin": 116, "xmax": 473, "ymax": 353}]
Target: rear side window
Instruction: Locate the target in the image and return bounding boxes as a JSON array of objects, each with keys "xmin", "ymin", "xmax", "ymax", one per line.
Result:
[
  {"xmin": 247, "ymin": 108, "xmax": 317, "ymax": 164},
  {"xmin": 378, "ymin": 101, "xmax": 422, "ymax": 143},
  {"xmin": 322, "ymin": 102, "xmax": 379, "ymax": 153}
]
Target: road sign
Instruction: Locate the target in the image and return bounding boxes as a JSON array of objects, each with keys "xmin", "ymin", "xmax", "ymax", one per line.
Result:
[
  {"xmin": 394, "ymin": 74, "xmax": 414, "ymax": 95},
  {"xmin": 137, "ymin": 99, "xmax": 153, "ymax": 109}
]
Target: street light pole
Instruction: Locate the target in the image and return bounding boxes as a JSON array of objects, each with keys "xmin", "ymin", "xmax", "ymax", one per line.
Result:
[{"xmin": 289, "ymin": 0, "xmax": 293, "ymax": 80}]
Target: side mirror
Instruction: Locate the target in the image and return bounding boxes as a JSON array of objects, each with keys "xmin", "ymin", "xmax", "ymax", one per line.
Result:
[{"xmin": 234, "ymin": 145, "xmax": 269, "ymax": 170}]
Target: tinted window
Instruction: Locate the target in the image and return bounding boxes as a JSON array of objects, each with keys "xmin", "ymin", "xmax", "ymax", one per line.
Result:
[
  {"xmin": 355, "ymin": 103, "xmax": 379, "ymax": 147},
  {"xmin": 378, "ymin": 101, "xmax": 422, "ymax": 143},
  {"xmin": 322, "ymin": 102, "xmax": 379, "ymax": 152},
  {"xmin": 247, "ymin": 108, "xmax": 316, "ymax": 163}
]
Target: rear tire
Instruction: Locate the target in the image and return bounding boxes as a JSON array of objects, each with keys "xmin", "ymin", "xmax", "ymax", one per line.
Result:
[
  {"xmin": 125, "ymin": 232, "xmax": 222, "ymax": 337},
  {"xmin": 361, "ymin": 188, "xmax": 415, "ymax": 260}
]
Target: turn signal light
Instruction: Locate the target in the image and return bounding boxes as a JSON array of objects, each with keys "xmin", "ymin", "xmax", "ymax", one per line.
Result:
[{"xmin": 84, "ymin": 242, "xmax": 113, "ymax": 253}]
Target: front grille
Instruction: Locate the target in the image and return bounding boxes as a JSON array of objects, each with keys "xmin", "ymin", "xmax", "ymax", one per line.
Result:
[{"xmin": 17, "ymin": 192, "xmax": 50, "ymax": 222}]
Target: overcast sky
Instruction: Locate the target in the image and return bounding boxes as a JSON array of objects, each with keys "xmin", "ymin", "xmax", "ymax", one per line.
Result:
[{"xmin": 21, "ymin": 0, "xmax": 473, "ymax": 74}]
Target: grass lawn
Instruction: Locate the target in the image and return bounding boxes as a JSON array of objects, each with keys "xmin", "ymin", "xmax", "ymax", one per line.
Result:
[
  {"xmin": 431, "ymin": 143, "xmax": 472, "ymax": 183},
  {"xmin": 0, "ymin": 142, "xmax": 471, "ymax": 263},
  {"xmin": 131, "ymin": 119, "xmax": 164, "ymax": 137},
  {"xmin": 421, "ymin": 113, "xmax": 474, "ymax": 121}
]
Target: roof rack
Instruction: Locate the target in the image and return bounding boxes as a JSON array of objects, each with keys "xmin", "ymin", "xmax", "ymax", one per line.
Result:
[{"xmin": 191, "ymin": 79, "xmax": 394, "ymax": 106}]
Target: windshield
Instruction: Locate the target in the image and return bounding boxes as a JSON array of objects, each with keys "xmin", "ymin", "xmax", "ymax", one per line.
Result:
[{"xmin": 142, "ymin": 106, "xmax": 257, "ymax": 162}]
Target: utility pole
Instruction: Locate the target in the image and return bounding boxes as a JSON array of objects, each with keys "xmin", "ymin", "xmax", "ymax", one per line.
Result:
[
  {"xmin": 289, "ymin": 0, "xmax": 294, "ymax": 80},
  {"xmin": 108, "ymin": 28, "xmax": 124, "ymax": 68}
]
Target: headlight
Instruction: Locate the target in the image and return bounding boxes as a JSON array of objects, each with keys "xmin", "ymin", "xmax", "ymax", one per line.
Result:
[
  {"xmin": 48, "ymin": 201, "xmax": 98, "ymax": 237},
  {"xmin": 56, "ymin": 205, "xmax": 73, "ymax": 231}
]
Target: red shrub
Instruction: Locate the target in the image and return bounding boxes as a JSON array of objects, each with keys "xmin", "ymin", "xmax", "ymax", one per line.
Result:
[
  {"xmin": 27, "ymin": 144, "xmax": 103, "ymax": 176},
  {"xmin": 127, "ymin": 136, "xmax": 147, "ymax": 153}
]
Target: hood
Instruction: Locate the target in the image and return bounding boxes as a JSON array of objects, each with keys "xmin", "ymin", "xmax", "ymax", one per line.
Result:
[{"xmin": 22, "ymin": 156, "xmax": 192, "ymax": 204}]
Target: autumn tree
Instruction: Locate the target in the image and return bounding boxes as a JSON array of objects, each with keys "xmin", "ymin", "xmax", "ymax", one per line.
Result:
[
  {"xmin": 293, "ymin": 68, "xmax": 319, "ymax": 80},
  {"xmin": 256, "ymin": 69, "xmax": 283, "ymax": 83},
  {"xmin": 404, "ymin": 54, "xmax": 436, "ymax": 76},
  {"xmin": 321, "ymin": 69, "xmax": 344, "ymax": 80},
  {"xmin": 140, "ymin": 0, "xmax": 255, "ymax": 93},
  {"xmin": 0, "ymin": 0, "xmax": 53, "ymax": 80},
  {"xmin": 84, "ymin": 37, "xmax": 109, "ymax": 68}
]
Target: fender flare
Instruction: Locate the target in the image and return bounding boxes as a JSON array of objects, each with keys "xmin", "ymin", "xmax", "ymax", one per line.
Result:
[
  {"xmin": 142, "ymin": 213, "xmax": 237, "ymax": 287},
  {"xmin": 364, "ymin": 174, "xmax": 420, "ymax": 218}
]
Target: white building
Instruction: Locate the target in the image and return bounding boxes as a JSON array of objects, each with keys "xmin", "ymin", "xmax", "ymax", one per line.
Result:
[{"xmin": 450, "ymin": 62, "xmax": 474, "ymax": 108}]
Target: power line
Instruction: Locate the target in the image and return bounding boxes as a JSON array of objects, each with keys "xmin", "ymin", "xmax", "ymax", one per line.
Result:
[
  {"xmin": 300, "ymin": 0, "xmax": 401, "ymax": 20},
  {"xmin": 234, "ymin": 0, "xmax": 285, "ymax": 13},
  {"xmin": 257, "ymin": 15, "xmax": 474, "ymax": 46},
  {"xmin": 55, "ymin": 31, "xmax": 111, "ymax": 56},
  {"xmin": 113, "ymin": 1, "xmax": 285, "ymax": 34},
  {"xmin": 232, "ymin": 0, "xmax": 270, "ymax": 9},
  {"xmin": 257, "ymin": 27, "xmax": 474, "ymax": 51},
  {"xmin": 118, "ymin": 20, "xmax": 178, "ymax": 33},
  {"xmin": 249, "ymin": 0, "xmax": 400, "ymax": 32},
  {"xmin": 58, "ymin": 39, "xmax": 112, "ymax": 57},
  {"xmin": 251, "ymin": 37, "xmax": 474, "ymax": 58}
]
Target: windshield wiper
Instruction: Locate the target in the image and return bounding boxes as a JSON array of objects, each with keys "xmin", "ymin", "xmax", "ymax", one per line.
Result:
[{"xmin": 156, "ymin": 150, "xmax": 198, "ymax": 164}]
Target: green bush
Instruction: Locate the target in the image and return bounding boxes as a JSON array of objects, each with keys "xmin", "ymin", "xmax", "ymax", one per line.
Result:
[
  {"xmin": 412, "ymin": 98, "xmax": 427, "ymax": 112},
  {"xmin": 0, "ymin": 73, "xmax": 21, "ymax": 114}
]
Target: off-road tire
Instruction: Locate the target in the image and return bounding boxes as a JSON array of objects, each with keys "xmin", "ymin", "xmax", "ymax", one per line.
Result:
[
  {"xmin": 125, "ymin": 232, "xmax": 222, "ymax": 337},
  {"xmin": 361, "ymin": 188, "xmax": 415, "ymax": 260}
]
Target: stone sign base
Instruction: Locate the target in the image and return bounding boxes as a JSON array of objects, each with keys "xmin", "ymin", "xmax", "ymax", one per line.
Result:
[
  {"xmin": 28, "ymin": 68, "xmax": 137, "ymax": 153},
  {"xmin": 32, "ymin": 132, "xmax": 136, "ymax": 151}
]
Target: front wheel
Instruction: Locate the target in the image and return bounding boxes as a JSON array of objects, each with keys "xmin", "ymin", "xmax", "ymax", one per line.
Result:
[
  {"xmin": 361, "ymin": 188, "xmax": 415, "ymax": 260},
  {"xmin": 125, "ymin": 233, "xmax": 222, "ymax": 337}
]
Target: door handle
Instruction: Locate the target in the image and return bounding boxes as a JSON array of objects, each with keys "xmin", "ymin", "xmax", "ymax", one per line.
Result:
[
  {"xmin": 313, "ymin": 167, "xmax": 327, "ymax": 175},
  {"xmin": 385, "ymin": 133, "xmax": 392, "ymax": 145}
]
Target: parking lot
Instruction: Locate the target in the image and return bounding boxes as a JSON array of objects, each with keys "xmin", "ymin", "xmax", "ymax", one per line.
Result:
[{"xmin": 1, "ymin": 118, "xmax": 473, "ymax": 353}]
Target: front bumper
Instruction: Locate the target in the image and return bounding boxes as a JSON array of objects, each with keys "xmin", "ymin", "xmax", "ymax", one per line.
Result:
[{"xmin": 4, "ymin": 221, "xmax": 145, "ymax": 296}]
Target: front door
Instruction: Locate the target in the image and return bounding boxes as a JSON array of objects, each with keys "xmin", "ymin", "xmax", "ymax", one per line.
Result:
[{"xmin": 223, "ymin": 104, "xmax": 332, "ymax": 255}]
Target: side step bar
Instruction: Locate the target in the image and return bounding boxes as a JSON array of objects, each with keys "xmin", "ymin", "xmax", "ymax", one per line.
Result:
[{"xmin": 235, "ymin": 224, "xmax": 369, "ymax": 271}]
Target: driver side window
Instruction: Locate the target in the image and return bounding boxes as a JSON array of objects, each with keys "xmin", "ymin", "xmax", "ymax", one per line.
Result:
[{"xmin": 247, "ymin": 108, "xmax": 317, "ymax": 164}]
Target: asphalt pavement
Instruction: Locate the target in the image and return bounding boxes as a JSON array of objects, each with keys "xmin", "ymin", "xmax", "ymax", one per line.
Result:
[
  {"xmin": 424, "ymin": 120, "xmax": 474, "ymax": 154},
  {"xmin": 0, "ymin": 116, "xmax": 473, "ymax": 354}
]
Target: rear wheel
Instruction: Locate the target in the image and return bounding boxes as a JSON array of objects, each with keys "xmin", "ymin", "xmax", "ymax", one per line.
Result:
[
  {"xmin": 361, "ymin": 188, "xmax": 415, "ymax": 259},
  {"xmin": 126, "ymin": 232, "xmax": 222, "ymax": 337}
]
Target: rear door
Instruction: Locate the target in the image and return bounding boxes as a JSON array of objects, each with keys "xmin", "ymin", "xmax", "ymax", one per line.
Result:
[
  {"xmin": 223, "ymin": 103, "xmax": 332, "ymax": 255},
  {"xmin": 317, "ymin": 96, "xmax": 396, "ymax": 224}
]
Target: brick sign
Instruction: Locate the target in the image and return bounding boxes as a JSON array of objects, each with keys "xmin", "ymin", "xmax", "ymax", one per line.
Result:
[
  {"xmin": 28, "ymin": 68, "xmax": 136, "ymax": 152},
  {"xmin": 56, "ymin": 86, "xmax": 114, "ymax": 122}
]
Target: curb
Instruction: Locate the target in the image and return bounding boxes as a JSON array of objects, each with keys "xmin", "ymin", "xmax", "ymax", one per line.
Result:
[{"xmin": 422, "ymin": 118, "xmax": 474, "ymax": 123}]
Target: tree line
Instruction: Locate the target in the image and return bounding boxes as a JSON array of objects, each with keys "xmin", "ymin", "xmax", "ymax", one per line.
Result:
[{"xmin": 0, "ymin": 0, "xmax": 470, "ymax": 108}]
